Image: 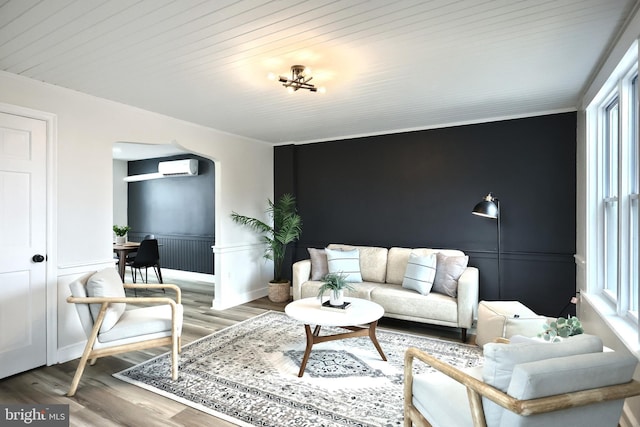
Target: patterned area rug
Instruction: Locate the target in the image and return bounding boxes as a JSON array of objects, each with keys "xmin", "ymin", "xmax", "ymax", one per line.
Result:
[{"xmin": 114, "ymin": 311, "xmax": 483, "ymax": 427}]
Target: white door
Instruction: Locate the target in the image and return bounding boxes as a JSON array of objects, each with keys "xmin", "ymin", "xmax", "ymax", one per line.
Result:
[{"xmin": 0, "ymin": 112, "xmax": 47, "ymax": 379}]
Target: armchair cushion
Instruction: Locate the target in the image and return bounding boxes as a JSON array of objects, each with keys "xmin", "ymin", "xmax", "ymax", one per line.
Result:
[
  {"xmin": 86, "ymin": 268, "xmax": 126, "ymax": 332},
  {"xmin": 413, "ymin": 366, "xmax": 483, "ymax": 427},
  {"xmin": 482, "ymin": 334, "xmax": 603, "ymax": 426},
  {"xmin": 68, "ymin": 273, "xmax": 95, "ymax": 338},
  {"xmin": 413, "ymin": 369, "xmax": 473, "ymax": 427},
  {"xmin": 97, "ymin": 303, "xmax": 184, "ymax": 345},
  {"xmin": 501, "ymin": 352, "xmax": 637, "ymax": 427}
]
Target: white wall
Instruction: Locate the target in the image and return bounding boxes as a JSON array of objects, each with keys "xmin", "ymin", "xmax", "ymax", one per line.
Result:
[
  {"xmin": 576, "ymin": 6, "xmax": 640, "ymax": 425},
  {"xmin": 0, "ymin": 71, "xmax": 274, "ymax": 363},
  {"xmin": 112, "ymin": 159, "xmax": 128, "ymax": 237}
]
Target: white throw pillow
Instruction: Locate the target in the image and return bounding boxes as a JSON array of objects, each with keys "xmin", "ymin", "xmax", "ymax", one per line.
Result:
[
  {"xmin": 402, "ymin": 253, "xmax": 437, "ymax": 295},
  {"xmin": 325, "ymin": 247, "xmax": 363, "ymax": 282},
  {"xmin": 86, "ymin": 268, "xmax": 127, "ymax": 333}
]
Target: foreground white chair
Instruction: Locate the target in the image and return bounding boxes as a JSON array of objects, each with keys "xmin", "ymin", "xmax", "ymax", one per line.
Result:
[
  {"xmin": 404, "ymin": 334, "xmax": 640, "ymax": 427},
  {"xmin": 66, "ymin": 268, "xmax": 183, "ymax": 397}
]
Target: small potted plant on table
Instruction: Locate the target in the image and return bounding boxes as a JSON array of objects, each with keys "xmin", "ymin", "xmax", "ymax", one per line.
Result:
[
  {"xmin": 317, "ymin": 272, "xmax": 354, "ymax": 307},
  {"xmin": 113, "ymin": 225, "xmax": 131, "ymax": 244}
]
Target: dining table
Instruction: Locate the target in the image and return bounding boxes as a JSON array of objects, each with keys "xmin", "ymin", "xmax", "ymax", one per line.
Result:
[{"xmin": 113, "ymin": 242, "xmax": 140, "ymax": 281}]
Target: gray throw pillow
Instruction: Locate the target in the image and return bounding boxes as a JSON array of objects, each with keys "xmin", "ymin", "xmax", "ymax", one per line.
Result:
[
  {"xmin": 432, "ymin": 253, "xmax": 468, "ymax": 297},
  {"xmin": 307, "ymin": 248, "xmax": 328, "ymax": 280},
  {"xmin": 402, "ymin": 253, "xmax": 437, "ymax": 295}
]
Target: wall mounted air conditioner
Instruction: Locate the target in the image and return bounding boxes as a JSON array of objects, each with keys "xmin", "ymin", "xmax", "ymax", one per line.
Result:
[{"xmin": 158, "ymin": 159, "xmax": 198, "ymax": 176}]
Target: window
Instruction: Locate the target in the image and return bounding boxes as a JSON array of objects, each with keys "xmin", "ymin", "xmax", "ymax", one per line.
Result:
[
  {"xmin": 630, "ymin": 75, "xmax": 639, "ymax": 318},
  {"xmin": 591, "ymin": 62, "xmax": 639, "ymax": 325},
  {"xmin": 603, "ymin": 97, "xmax": 619, "ymax": 298}
]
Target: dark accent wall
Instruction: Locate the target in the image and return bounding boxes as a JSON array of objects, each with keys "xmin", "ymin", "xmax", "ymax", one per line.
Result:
[
  {"xmin": 275, "ymin": 113, "xmax": 576, "ymax": 317},
  {"xmin": 127, "ymin": 154, "xmax": 215, "ymax": 274}
]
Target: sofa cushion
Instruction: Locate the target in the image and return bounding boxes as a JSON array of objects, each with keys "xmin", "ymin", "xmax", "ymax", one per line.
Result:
[
  {"xmin": 387, "ymin": 248, "xmax": 436, "ymax": 285},
  {"xmin": 402, "ymin": 253, "xmax": 437, "ymax": 295},
  {"xmin": 86, "ymin": 268, "xmax": 126, "ymax": 333},
  {"xmin": 301, "ymin": 280, "xmax": 380, "ymax": 300},
  {"xmin": 432, "ymin": 253, "xmax": 468, "ymax": 297},
  {"xmin": 307, "ymin": 248, "xmax": 328, "ymax": 280},
  {"xmin": 370, "ymin": 283, "xmax": 458, "ymax": 323},
  {"xmin": 327, "ymin": 244, "xmax": 388, "ymax": 282},
  {"xmin": 325, "ymin": 247, "xmax": 363, "ymax": 282},
  {"xmin": 386, "ymin": 247, "xmax": 465, "ymax": 285}
]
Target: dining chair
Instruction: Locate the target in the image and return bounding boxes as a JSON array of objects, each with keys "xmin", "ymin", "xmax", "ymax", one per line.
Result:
[
  {"xmin": 125, "ymin": 233, "xmax": 156, "ymax": 263},
  {"xmin": 127, "ymin": 238, "xmax": 163, "ymax": 285}
]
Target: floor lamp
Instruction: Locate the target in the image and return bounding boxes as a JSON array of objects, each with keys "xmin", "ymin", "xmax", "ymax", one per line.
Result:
[{"xmin": 472, "ymin": 193, "xmax": 501, "ymax": 299}]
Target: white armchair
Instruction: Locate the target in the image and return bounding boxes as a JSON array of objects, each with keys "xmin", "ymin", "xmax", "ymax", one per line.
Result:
[
  {"xmin": 66, "ymin": 268, "xmax": 183, "ymax": 396},
  {"xmin": 404, "ymin": 334, "xmax": 640, "ymax": 427}
]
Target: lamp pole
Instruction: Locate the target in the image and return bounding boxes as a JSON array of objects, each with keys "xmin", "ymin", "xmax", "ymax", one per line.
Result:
[
  {"xmin": 472, "ymin": 193, "xmax": 502, "ymax": 300},
  {"xmin": 495, "ymin": 198, "xmax": 501, "ymax": 300}
]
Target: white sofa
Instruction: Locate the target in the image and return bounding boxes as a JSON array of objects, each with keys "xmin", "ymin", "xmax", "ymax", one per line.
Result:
[{"xmin": 292, "ymin": 244, "xmax": 479, "ymax": 341}]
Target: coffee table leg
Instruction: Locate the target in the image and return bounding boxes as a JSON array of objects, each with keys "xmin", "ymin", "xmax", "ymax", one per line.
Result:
[
  {"xmin": 298, "ymin": 324, "xmax": 314, "ymax": 377},
  {"xmin": 368, "ymin": 320, "xmax": 387, "ymax": 361}
]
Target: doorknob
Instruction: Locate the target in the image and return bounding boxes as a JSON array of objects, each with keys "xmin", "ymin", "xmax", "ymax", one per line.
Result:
[{"xmin": 32, "ymin": 254, "xmax": 45, "ymax": 263}]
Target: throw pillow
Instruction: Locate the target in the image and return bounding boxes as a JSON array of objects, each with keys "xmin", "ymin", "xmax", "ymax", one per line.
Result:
[
  {"xmin": 325, "ymin": 247, "xmax": 363, "ymax": 282},
  {"xmin": 307, "ymin": 248, "xmax": 328, "ymax": 280},
  {"xmin": 432, "ymin": 253, "xmax": 469, "ymax": 297},
  {"xmin": 86, "ymin": 268, "xmax": 127, "ymax": 333},
  {"xmin": 402, "ymin": 253, "xmax": 437, "ymax": 295}
]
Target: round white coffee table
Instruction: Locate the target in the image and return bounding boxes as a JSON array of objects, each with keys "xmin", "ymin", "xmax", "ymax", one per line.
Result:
[{"xmin": 285, "ymin": 297, "xmax": 387, "ymax": 377}]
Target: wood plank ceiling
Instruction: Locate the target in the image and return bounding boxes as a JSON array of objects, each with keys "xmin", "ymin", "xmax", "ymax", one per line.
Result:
[{"xmin": 0, "ymin": 0, "xmax": 637, "ymax": 144}]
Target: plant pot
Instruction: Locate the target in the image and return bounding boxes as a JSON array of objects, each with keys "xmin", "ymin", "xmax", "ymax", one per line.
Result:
[
  {"xmin": 330, "ymin": 289, "xmax": 344, "ymax": 306},
  {"xmin": 115, "ymin": 236, "xmax": 126, "ymax": 244},
  {"xmin": 268, "ymin": 281, "xmax": 290, "ymax": 303}
]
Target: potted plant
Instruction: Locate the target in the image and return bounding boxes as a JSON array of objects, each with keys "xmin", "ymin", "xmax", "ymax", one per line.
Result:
[
  {"xmin": 113, "ymin": 225, "xmax": 131, "ymax": 244},
  {"xmin": 230, "ymin": 193, "xmax": 302, "ymax": 302},
  {"xmin": 538, "ymin": 315, "xmax": 583, "ymax": 342},
  {"xmin": 317, "ymin": 272, "xmax": 354, "ymax": 306}
]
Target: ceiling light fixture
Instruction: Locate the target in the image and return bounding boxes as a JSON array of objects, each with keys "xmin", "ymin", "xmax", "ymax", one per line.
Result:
[{"xmin": 271, "ymin": 65, "xmax": 326, "ymax": 94}]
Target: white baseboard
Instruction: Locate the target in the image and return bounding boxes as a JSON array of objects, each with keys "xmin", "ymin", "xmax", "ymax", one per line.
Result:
[
  {"xmin": 211, "ymin": 286, "xmax": 267, "ymax": 311},
  {"xmin": 56, "ymin": 343, "xmax": 84, "ymax": 365},
  {"xmin": 161, "ymin": 268, "xmax": 214, "ymax": 283}
]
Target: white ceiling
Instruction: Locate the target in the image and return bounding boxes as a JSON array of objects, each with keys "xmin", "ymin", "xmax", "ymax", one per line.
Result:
[{"xmin": 1, "ymin": 0, "xmax": 637, "ymax": 147}]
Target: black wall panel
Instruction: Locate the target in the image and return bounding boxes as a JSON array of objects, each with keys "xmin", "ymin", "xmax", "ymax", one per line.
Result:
[
  {"xmin": 275, "ymin": 113, "xmax": 576, "ymax": 316},
  {"xmin": 127, "ymin": 154, "xmax": 215, "ymax": 274}
]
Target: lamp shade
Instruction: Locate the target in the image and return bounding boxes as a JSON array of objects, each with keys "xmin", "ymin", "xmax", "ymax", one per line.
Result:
[{"xmin": 472, "ymin": 193, "xmax": 499, "ymax": 219}]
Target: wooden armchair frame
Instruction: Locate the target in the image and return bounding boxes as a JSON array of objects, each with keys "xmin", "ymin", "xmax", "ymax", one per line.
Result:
[
  {"xmin": 66, "ymin": 283, "xmax": 182, "ymax": 397},
  {"xmin": 404, "ymin": 346, "xmax": 640, "ymax": 427}
]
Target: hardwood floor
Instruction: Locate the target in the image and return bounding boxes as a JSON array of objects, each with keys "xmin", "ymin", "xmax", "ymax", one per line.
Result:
[{"xmin": 0, "ymin": 271, "xmax": 471, "ymax": 426}]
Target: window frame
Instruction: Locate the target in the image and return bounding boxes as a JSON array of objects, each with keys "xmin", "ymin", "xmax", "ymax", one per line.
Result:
[{"xmin": 591, "ymin": 62, "xmax": 639, "ymax": 327}]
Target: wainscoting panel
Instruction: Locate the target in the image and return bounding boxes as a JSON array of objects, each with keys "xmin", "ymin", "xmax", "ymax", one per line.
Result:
[{"xmin": 129, "ymin": 233, "xmax": 214, "ymax": 274}]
